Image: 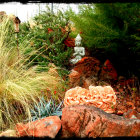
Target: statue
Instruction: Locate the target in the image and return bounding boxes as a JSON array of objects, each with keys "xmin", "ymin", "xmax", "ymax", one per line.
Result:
[{"xmin": 70, "ymin": 34, "xmax": 85, "ymax": 64}]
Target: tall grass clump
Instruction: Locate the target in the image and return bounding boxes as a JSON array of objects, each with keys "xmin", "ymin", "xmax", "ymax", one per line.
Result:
[{"xmin": 0, "ymin": 17, "xmax": 65, "ymax": 131}]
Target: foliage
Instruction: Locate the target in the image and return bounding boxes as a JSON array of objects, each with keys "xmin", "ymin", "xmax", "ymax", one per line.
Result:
[
  {"xmin": 67, "ymin": 3, "xmax": 140, "ymax": 78},
  {"xmin": 0, "ymin": 17, "xmax": 66, "ymax": 130},
  {"xmin": 29, "ymin": 97, "xmax": 63, "ymax": 121},
  {"xmin": 19, "ymin": 6, "xmax": 73, "ymax": 77}
]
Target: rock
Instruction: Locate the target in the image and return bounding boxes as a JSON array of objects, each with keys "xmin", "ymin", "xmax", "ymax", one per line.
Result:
[
  {"xmin": 64, "ymin": 86, "xmax": 116, "ymax": 113},
  {"xmin": 115, "ymin": 93, "xmax": 140, "ymax": 115},
  {"xmin": 15, "ymin": 116, "xmax": 61, "ymax": 138},
  {"xmin": 69, "ymin": 69, "xmax": 81, "ymax": 88},
  {"xmin": 74, "ymin": 57, "xmax": 101, "ymax": 77},
  {"xmin": 68, "ymin": 57, "xmax": 119, "ymax": 88},
  {"xmin": 123, "ymin": 109, "xmax": 140, "ymax": 119},
  {"xmin": 100, "ymin": 59, "xmax": 118, "ymax": 82},
  {"xmin": 69, "ymin": 57, "xmax": 100, "ymax": 88},
  {"xmin": 0, "ymin": 129, "xmax": 17, "ymax": 137},
  {"xmin": 82, "ymin": 77, "xmax": 94, "ymax": 89},
  {"xmin": 118, "ymin": 76, "xmax": 139, "ymax": 87},
  {"xmin": 61, "ymin": 105, "xmax": 140, "ymax": 138}
]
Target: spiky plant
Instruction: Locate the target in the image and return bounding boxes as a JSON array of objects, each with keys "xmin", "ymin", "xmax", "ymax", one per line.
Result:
[
  {"xmin": 29, "ymin": 97, "xmax": 63, "ymax": 121},
  {"xmin": 0, "ymin": 17, "xmax": 65, "ymax": 131}
]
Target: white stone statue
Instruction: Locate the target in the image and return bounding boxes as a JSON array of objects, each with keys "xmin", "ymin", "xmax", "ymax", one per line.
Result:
[{"xmin": 70, "ymin": 34, "xmax": 85, "ymax": 64}]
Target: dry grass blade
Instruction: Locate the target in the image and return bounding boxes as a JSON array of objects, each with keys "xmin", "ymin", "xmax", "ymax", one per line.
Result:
[{"xmin": 0, "ymin": 17, "xmax": 65, "ymax": 131}]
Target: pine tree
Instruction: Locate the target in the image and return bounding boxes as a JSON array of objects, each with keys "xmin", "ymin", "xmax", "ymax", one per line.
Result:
[{"xmin": 67, "ymin": 3, "xmax": 140, "ymax": 78}]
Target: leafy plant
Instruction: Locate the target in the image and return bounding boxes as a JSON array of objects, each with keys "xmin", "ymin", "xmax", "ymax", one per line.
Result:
[
  {"xmin": 19, "ymin": 6, "xmax": 73, "ymax": 74},
  {"xmin": 30, "ymin": 97, "xmax": 63, "ymax": 121},
  {"xmin": 0, "ymin": 17, "xmax": 65, "ymax": 130}
]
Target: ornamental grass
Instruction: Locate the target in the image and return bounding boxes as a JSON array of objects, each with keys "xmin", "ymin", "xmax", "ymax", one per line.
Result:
[{"xmin": 0, "ymin": 17, "xmax": 66, "ymax": 131}]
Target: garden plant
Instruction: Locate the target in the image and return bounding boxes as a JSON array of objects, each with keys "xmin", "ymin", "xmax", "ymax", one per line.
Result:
[
  {"xmin": 19, "ymin": 6, "xmax": 73, "ymax": 78},
  {"xmin": 0, "ymin": 16, "xmax": 66, "ymax": 131},
  {"xmin": 0, "ymin": 3, "xmax": 139, "ymax": 138}
]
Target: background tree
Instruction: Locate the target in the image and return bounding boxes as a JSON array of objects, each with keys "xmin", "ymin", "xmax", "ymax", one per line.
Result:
[{"xmin": 67, "ymin": 3, "xmax": 140, "ymax": 78}]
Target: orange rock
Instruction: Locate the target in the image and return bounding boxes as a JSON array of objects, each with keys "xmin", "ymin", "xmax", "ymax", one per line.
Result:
[
  {"xmin": 68, "ymin": 70, "xmax": 81, "ymax": 88},
  {"xmin": 64, "ymin": 87, "xmax": 89, "ymax": 106},
  {"xmin": 117, "ymin": 76, "xmax": 139, "ymax": 90},
  {"xmin": 100, "ymin": 59, "xmax": 117, "ymax": 81},
  {"xmin": 68, "ymin": 57, "xmax": 101, "ymax": 88},
  {"xmin": 61, "ymin": 105, "xmax": 140, "ymax": 138},
  {"xmin": 64, "ymin": 86, "xmax": 116, "ymax": 113},
  {"xmin": 74, "ymin": 57, "xmax": 100, "ymax": 76},
  {"xmin": 15, "ymin": 116, "xmax": 61, "ymax": 138},
  {"xmin": 123, "ymin": 109, "xmax": 140, "ymax": 119}
]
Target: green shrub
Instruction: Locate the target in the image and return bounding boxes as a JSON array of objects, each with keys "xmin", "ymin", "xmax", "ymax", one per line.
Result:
[{"xmin": 19, "ymin": 6, "xmax": 73, "ymax": 76}]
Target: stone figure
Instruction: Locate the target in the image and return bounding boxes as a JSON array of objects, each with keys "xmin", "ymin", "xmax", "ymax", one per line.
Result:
[{"xmin": 70, "ymin": 34, "xmax": 85, "ymax": 64}]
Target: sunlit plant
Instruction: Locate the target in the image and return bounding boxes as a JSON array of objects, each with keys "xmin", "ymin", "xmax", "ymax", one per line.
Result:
[{"xmin": 0, "ymin": 17, "xmax": 66, "ymax": 131}]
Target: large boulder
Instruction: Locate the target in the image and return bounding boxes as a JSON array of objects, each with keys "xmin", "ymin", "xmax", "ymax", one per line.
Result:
[
  {"xmin": 61, "ymin": 105, "xmax": 140, "ymax": 138},
  {"xmin": 69, "ymin": 57, "xmax": 118, "ymax": 88},
  {"xmin": 73, "ymin": 57, "xmax": 101, "ymax": 77},
  {"xmin": 15, "ymin": 116, "xmax": 61, "ymax": 138},
  {"xmin": 69, "ymin": 57, "xmax": 101, "ymax": 88},
  {"xmin": 64, "ymin": 86, "xmax": 116, "ymax": 113}
]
